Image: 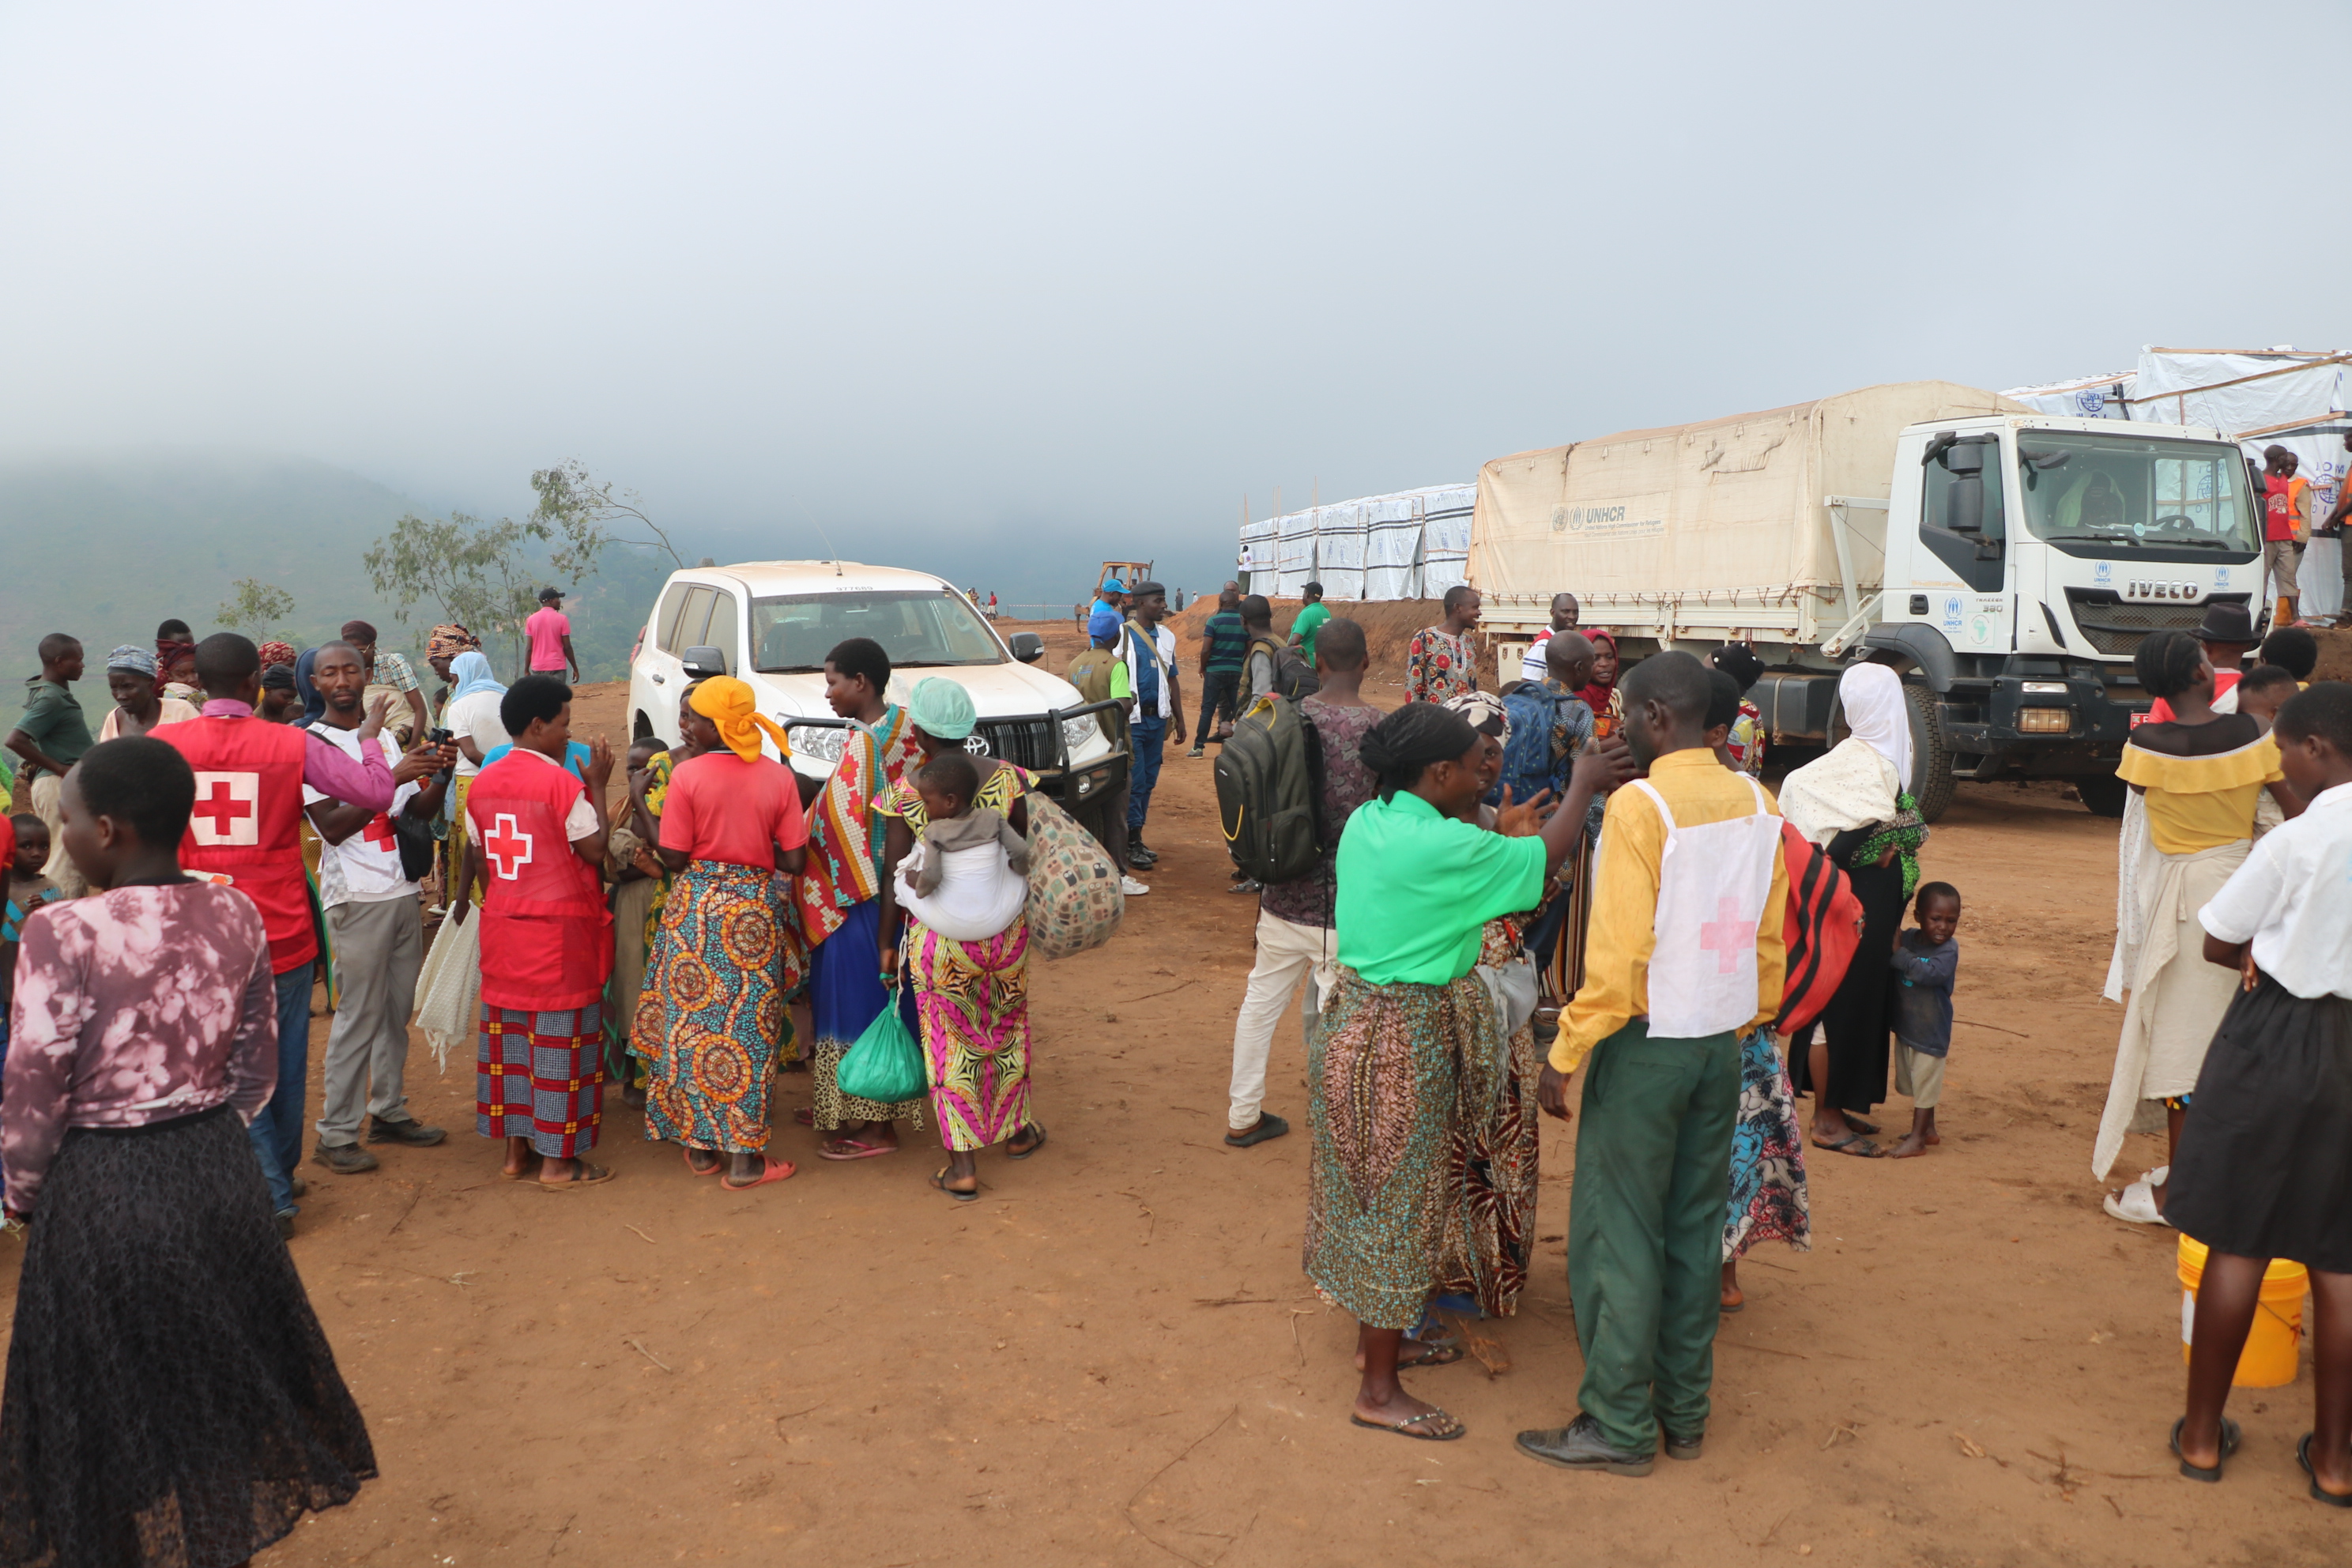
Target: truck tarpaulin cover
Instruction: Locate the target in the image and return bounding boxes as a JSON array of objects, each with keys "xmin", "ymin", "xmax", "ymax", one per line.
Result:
[{"xmin": 1470, "ymin": 382, "xmax": 2026, "ymax": 619}]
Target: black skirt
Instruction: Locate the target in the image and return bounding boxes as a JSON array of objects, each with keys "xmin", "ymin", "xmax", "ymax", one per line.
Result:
[
  {"xmin": 2165, "ymin": 976, "xmax": 2352, "ymax": 1274},
  {"xmin": 1788, "ymin": 858, "xmax": 1904, "ymax": 1114},
  {"xmin": 0, "ymin": 1105, "xmax": 376, "ymax": 1568}
]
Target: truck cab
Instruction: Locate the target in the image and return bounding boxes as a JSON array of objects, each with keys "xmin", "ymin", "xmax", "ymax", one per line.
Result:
[{"xmin": 1868, "ymin": 416, "xmax": 2261, "ymax": 814}]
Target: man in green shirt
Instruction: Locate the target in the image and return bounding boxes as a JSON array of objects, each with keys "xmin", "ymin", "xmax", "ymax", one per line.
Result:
[
  {"xmin": 1065, "ymin": 624, "xmax": 1147, "ymax": 896},
  {"xmin": 1288, "ymin": 580, "xmax": 1332, "ymax": 667},
  {"xmin": 6, "ymin": 634, "xmax": 94, "ymax": 896}
]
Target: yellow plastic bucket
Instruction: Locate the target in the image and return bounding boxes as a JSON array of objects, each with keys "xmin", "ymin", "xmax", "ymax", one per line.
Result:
[{"xmin": 2178, "ymin": 1235, "xmax": 2307, "ymax": 1388}]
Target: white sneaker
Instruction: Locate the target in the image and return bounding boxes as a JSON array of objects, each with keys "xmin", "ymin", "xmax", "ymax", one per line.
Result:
[
  {"xmin": 1120, "ymin": 876, "xmax": 1150, "ymax": 895},
  {"xmin": 2103, "ymin": 1179, "xmax": 2170, "ymax": 1226}
]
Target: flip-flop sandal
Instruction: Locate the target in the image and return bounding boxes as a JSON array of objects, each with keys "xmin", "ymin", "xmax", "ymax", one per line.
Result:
[
  {"xmin": 2171, "ymin": 1415, "xmax": 2241, "ymax": 1482},
  {"xmin": 718, "ymin": 1157, "xmax": 796, "ymax": 1190},
  {"xmin": 1845, "ymin": 1118, "xmax": 1881, "ymax": 1136},
  {"xmin": 682, "ymin": 1148, "xmax": 722, "ymax": 1177},
  {"xmin": 533, "ymin": 1160, "xmax": 615, "ymax": 1189},
  {"xmin": 1397, "ymin": 1340, "xmax": 1464, "ymax": 1369},
  {"xmin": 2297, "ymin": 1434, "xmax": 2352, "ymax": 1505},
  {"xmin": 1350, "ymin": 1408, "xmax": 1465, "ymax": 1442},
  {"xmin": 1721, "ymin": 1294, "xmax": 1746, "ymax": 1314},
  {"xmin": 818, "ymin": 1136, "xmax": 898, "ymax": 1162},
  {"xmin": 792, "ymin": 1107, "xmax": 815, "ymax": 1127},
  {"xmin": 1811, "ymin": 1132, "xmax": 1886, "ymax": 1158},
  {"xmin": 929, "ymin": 1167, "xmax": 980, "ymax": 1203},
  {"xmin": 1006, "ymin": 1124, "xmax": 1048, "ymax": 1161},
  {"xmin": 1224, "ymin": 1114, "xmax": 1289, "ymax": 1148}
]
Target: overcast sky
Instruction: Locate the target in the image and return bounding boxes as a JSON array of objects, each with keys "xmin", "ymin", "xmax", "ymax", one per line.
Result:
[{"xmin": 5, "ymin": 2, "xmax": 2348, "ymax": 604}]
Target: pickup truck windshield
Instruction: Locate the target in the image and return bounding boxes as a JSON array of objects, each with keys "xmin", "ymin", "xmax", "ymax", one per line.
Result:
[
  {"xmin": 751, "ymin": 590, "xmax": 1004, "ymax": 673},
  {"xmin": 2016, "ymin": 433, "xmax": 2260, "ymax": 557}
]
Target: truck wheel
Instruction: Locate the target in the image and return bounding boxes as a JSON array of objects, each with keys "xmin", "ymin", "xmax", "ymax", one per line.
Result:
[
  {"xmin": 2077, "ymin": 773, "xmax": 2128, "ymax": 819},
  {"xmin": 1903, "ymin": 680, "xmax": 1957, "ymax": 823}
]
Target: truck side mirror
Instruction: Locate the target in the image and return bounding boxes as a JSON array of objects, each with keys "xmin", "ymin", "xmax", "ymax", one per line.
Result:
[
  {"xmin": 1008, "ymin": 631, "xmax": 1045, "ymax": 665},
  {"xmin": 1943, "ymin": 442, "xmax": 1984, "ymax": 535}
]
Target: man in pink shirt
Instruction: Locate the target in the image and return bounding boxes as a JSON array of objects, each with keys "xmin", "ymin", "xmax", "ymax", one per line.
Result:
[{"xmin": 525, "ymin": 587, "xmax": 579, "ymax": 680}]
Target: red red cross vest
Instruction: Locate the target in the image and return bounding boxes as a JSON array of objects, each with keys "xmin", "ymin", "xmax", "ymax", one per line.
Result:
[
  {"xmin": 152, "ymin": 714, "xmax": 315, "ymax": 974},
  {"xmin": 466, "ymin": 751, "xmax": 612, "ymax": 1011}
]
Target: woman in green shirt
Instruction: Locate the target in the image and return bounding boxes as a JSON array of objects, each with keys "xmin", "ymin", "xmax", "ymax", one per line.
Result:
[{"xmin": 1311, "ymin": 702, "xmax": 1623, "ymax": 1442}]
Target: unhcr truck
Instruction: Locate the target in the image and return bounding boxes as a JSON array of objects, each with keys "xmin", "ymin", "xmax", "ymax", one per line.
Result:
[{"xmin": 1471, "ymin": 381, "xmax": 2266, "ymax": 820}]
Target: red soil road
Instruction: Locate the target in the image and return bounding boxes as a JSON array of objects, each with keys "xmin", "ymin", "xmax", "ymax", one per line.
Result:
[{"xmin": 7, "ymin": 667, "xmax": 2344, "ymax": 1565}]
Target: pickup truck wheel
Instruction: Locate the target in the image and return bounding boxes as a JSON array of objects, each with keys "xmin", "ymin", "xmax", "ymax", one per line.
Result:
[
  {"xmin": 1903, "ymin": 680, "xmax": 1956, "ymax": 824},
  {"xmin": 2076, "ymin": 773, "xmax": 2128, "ymax": 818}
]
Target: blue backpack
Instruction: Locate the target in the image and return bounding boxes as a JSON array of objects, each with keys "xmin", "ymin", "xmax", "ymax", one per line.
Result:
[{"xmin": 1494, "ymin": 681, "xmax": 1579, "ymax": 807}]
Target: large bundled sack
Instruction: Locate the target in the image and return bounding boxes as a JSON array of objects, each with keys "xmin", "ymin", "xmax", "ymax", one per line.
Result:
[
  {"xmin": 1213, "ymin": 695, "xmax": 1326, "ymax": 886},
  {"xmin": 1023, "ymin": 791, "xmax": 1124, "ymax": 959},
  {"xmin": 413, "ymin": 909, "xmax": 482, "ymax": 1073}
]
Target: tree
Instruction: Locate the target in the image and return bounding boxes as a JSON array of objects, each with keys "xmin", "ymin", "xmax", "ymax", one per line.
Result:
[
  {"xmin": 364, "ymin": 511, "xmax": 565, "ymax": 677},
  {"xmin": 530, "ymin": 461, "xmax": 684, "ymax": 569},
  {"xmin": 217, "ymin": 577, "xmax": 295, "ymax": 639}
]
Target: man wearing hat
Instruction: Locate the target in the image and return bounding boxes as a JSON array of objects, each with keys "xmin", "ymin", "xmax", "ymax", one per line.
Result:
[
  {"xmin": 1087, "ymin": 580, "xmax": 1126, "ymax": 646},
  {"xmin": 525, "ymin": 586, "xmax": 579, "ymax": 681},
  {"xmin": 2145, "ymin": 602, "xmax": 2259, "ymax": 724},
  {"xmin": 1121, "ymin": 582, "xmax": 1185, "ymax": 868}
]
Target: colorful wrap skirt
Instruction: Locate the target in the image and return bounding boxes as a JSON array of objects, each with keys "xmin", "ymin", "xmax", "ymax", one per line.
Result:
[
  {"xmin": 477, "ymin": 1001, "xmax": 605, "ymax": 1159},
  {"xmin": 1724, "ymin": 1028, "xmax": 1811, "ymax": 1261},
  {"xmin": 904, "ymin": 914, "xmax": 1032, "ymax": 1152},
  {"xmin": 635, "ymin": 860, "xmax": 803, "ymax": 1154},
  {"xmin": 808, "ymin": 898, "xmax": 926, "ymax": 1132},
  {"xmin": 1306, "ymin": 966, "xmax": 1503, "ymax": 1331}
]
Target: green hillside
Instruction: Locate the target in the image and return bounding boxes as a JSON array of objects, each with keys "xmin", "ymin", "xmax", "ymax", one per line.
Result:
[{"xmin": 0, "ymin": 453, "xmax": 668, "ymax": 700}]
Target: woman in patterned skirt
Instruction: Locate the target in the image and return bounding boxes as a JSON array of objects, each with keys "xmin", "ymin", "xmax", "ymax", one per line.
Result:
[
  {"xmin": 876, "ymin": 678, "xmax": 1042, "ymax": 1200},
  {"xmin": 794, "ymin": 638, "xmax": 927, "ymax": 1158},
  {"xmin": 1311, "ymin": 703, "xmax": 1625, "ymax": 1442},
  {"xmin": 635, "ymin": 678, "xmax": 808, "ymax": 1189}
]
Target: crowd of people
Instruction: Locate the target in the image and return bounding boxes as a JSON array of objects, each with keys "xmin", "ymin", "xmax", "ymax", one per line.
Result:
[{"xmin": 5, "ymin": 575, "xmax": 2352, "ymax": 1562}]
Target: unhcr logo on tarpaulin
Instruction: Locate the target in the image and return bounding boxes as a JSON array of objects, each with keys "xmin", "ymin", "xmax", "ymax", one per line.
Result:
[{"xmin": 1551, "ymin": 495, "xmax": 1667, "ymax": 538}]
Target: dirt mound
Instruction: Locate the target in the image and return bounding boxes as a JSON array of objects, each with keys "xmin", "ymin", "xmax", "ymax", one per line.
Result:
[
  {"xmin": 1163, "ymin": 596, "xmax": 1489, "ymax": 698},
  {"xmin": 2305, "ymin": 626, "xmax": 2352, "ymax": 683}
]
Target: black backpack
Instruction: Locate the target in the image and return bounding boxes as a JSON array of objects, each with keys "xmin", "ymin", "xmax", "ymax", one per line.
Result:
[
  {"xmin": 1250, "ymin": 635, "xmax": 1321, "ymax": 700},
  {"xmin": 1213, "ymin": 695, "xmax": 1327, "ymax": 885}
]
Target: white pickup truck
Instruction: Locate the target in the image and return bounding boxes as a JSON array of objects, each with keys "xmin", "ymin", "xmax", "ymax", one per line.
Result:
[
  {"xmin": 626, "ymin": 560, "xmax": 1126, "ymax": 832},
  {"xmin": 1472, "ymin": 380, "xmax": 2265, "ymax": 819}
]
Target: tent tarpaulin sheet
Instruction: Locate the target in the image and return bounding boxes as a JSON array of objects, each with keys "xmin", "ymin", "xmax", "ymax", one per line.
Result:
[
  {"xmin": 1470, "ymin": 381, "xmax": 2026, "ymax": 640},
  {"xmin": 1238, "ymin": 482, "xmax": 1471, "ymax": 601},
  {"xmin": 1238, "ymin": 517, "xmax": 1278, "ymax": 574}
]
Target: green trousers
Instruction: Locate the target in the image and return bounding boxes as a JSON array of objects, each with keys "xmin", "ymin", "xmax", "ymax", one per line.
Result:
[{"xmin": 1567, "ymin": 1020, "xmax": 1741, "ymax": 1453}]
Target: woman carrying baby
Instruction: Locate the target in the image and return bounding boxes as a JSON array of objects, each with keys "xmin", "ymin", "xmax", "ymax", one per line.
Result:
[{"xmin": 877, "ymin": 678, "xmax": 1044, "ymax": 1200}]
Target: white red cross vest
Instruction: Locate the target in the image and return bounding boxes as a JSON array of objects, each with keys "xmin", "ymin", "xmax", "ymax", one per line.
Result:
[
  {"xmin": 1626, "ymin": 773, "xmax": 1781, "ymax": 1040},
  {"xmin": 466, "ymin": 751, "xmax": 612, "ymax": 1012},
  {"xmin": 152, "ymin": 714, "xmax": 315, "ymax": 974}
]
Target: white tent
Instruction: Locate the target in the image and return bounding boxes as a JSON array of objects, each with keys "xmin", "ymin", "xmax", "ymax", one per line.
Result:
[
  {"xmin": 1237, "ymin": 482, "xmax": 1473, "ymax": 600},
  {"xmin": 2004, "ymin": 347, "xmax": 2352, "ymax": 616}
]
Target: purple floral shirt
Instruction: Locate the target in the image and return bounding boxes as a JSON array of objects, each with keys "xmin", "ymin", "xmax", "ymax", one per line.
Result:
[
  {"xmin": 4, "ymin": 882, "xmax": 277, "ymax": 1214},
  {"xmin": 1259, "ymin": 697, "xmax": 1383, "ymax": 930}
]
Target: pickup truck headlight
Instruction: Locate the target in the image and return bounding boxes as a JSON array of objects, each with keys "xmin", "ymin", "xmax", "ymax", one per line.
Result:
[
  {"xmin": 2020, "ymin": 680, "xmax": 2069, "ymax": 695},
  {"xmin": 1061, "ymin": 714, "xmax": 1100, "ymax": 751},
  {"xmin": 786, "ymin": 724, "xmax": 847, "ymax": 763}
]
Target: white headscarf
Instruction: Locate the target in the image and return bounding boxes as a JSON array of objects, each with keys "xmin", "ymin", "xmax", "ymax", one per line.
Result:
[{"xmin": 1838, "ymin": 663, "xmax": 1912, "ymax": 793}]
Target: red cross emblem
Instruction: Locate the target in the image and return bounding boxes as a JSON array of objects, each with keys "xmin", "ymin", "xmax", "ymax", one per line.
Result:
[
  {"xmin": 1699, "ymin": 896, "xmax": 1757, "ymax": 975},
  {"xmin": 481, "ymin": 812, "xmax": 534, "ymax": 880},
  {"xmin": 361, "ymin": 813, "xmax": 399, "ymax": 852},
  {"xmin": 190, "ymin": 772, "xmax": 260, "ymax": 846}
]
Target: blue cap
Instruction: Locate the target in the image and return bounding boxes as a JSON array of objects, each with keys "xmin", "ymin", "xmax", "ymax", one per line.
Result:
[{"xmin": 1087, "ymin": 604, "xmax": 1125, "ymax": 642}]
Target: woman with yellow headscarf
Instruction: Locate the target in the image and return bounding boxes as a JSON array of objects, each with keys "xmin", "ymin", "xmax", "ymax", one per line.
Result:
[{"xmin": 634, "ymin": 677, "xmax": 812, "ymax": 1189}]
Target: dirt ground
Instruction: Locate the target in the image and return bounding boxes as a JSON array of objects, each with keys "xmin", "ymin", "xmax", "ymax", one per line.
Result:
[{"xmin": 20, "ymin": 637, "xmax": 2352, "ymax": 1566}]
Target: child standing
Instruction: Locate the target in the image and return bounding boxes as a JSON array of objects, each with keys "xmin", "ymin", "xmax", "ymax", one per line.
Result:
[
  {"xmin": 2, "ymin": 815, "xmax": 61, "ymax": 1025},
  {"xmin": 2165, "ymin": 682, "xmax": 2352, "ymax": 1498},
  {"xmin": 1888, "ymin": 882, "xmax": 1961, "ymax": 1159}
]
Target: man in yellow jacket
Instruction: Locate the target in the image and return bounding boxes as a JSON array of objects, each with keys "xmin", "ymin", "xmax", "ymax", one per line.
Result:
[{"xmin": 1517, "ymin": 650, "xmax": 1790, "ymax": 1477}]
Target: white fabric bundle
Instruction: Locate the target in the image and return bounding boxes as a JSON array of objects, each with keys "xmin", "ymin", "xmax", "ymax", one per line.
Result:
[{"xmin": 894, "ymin": 841, "xmax": 1027, "ymax": 942}]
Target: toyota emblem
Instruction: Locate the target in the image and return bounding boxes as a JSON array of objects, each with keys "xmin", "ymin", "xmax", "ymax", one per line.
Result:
[{"xmin": 962, "ymin": 735, "xmax": 989, "ymax": 756}]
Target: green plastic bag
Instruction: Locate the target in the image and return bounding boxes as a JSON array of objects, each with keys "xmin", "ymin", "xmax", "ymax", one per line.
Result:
[{"xmin": 837, "ymin": 985, "xmax": 927, "ymax": 1103}]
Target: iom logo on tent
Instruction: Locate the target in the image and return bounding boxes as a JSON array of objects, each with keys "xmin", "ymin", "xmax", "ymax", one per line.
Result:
[{"xmin": 2075, "ymin": 387, "xmax": 2107, "ymax": 415}]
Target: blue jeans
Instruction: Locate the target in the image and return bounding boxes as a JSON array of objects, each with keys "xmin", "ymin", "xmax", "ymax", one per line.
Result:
[
  {"xmin": 248, "ymin": 960, "xmax": 316, "ymax": 1216},
  {"xmin": 1127, "ymin": 716, "xmax": 1167, "ymax": 834}
]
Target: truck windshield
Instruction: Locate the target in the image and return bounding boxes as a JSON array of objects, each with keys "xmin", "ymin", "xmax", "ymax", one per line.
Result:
[
  {"xmin": 2015, "ymin": 433, "xmax": 2260, "ymax": 557},
  {"xmin": 750, "ymin": 590, "xmax": 1004, "ymax": 673}
]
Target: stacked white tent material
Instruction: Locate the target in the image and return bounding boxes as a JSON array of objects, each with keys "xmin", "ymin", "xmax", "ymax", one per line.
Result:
[
  {"xmin": 1419, "ymin": 485, "xmax": 1476, "ymax": 599},
  {"xmin": 1364, "ymin": 492, "xmax": 1425, "ymax": 599},
  {"xmin": 2004, "ymin": 346, "xmax": 2352, "ymax": 617},
  {"xmin": 1312, "ymin": 499, "xmax": 1367, "ymax": 600},
  {"xmin": 1237, "ymin": 482, "xmax": 1474, "ymax": 600}
]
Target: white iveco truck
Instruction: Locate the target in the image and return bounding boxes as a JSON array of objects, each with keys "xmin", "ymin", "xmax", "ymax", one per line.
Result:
[{"xmin": 1471, "ymin": 381, "xmax": 2265, "ymax": 820}]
